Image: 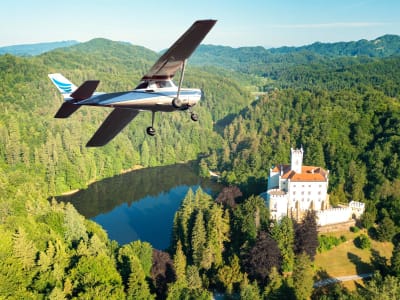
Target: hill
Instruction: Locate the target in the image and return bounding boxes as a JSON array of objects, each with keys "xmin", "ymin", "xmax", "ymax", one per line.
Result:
[
  {"xmin": 0, "ymin": 40, "xmax": 79, "ymax": 56},
  {"xmin": 191, "ymin": 34, "xmax": 400, "ymax": 75}
]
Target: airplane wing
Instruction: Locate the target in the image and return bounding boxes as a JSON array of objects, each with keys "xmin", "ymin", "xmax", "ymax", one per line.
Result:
[
  {"xmin": 86, "ymin": 108, "xmax": 139, "ymax": 147},
  {"xmin": 141, "ymin": 19, "xmax": 217, "ymax": 80}
]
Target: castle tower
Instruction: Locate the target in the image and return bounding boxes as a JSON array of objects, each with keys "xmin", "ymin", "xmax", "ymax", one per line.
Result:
[{"xmin": 290, "ymin": 147, "xmax": 303, "ymax": 174}]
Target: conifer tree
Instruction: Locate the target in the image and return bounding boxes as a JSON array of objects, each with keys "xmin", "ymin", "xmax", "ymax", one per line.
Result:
[
  {"xmin": 217, "ymin": 254, "xmax": 243, "ymax": 294},
  {"xmin": 173, "ymin": 240, "xmax": 187, "ymax": 283},
  {"xmin": 191, "ymin": 210, "xmax": 206, "ymax": 267},
  {"xmin": 206, "ymin": 204, "xmax": 230, "ymax": 268},
  {"xmin": 270, "ymin": 216, "xmax": 295, "ymax": 272},
  {"xmin": 127, "ymin": 255, "xmax": 154, "ymax": 300},
  {"xmin": 292, "ymin": 252, "xmax": 314, "ymax": 300}
]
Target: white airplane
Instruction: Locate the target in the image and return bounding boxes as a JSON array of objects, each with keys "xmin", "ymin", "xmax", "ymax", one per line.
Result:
[{"xmin": 49, "ymin": 19, "xmax": 216, "ymax": 147}]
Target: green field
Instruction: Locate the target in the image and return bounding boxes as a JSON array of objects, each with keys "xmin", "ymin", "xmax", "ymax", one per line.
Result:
[{"xmin": 314, "ymin": 230, "xmax": 393, "ymax": 290}]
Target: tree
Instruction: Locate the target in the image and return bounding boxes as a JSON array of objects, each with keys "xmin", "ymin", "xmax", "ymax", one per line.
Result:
[
  {"xmin": 217, "ymin": 254, "xmax": 243, "ymax": 294},
  {"xmin": 206, "ymin": 204, "xmax": 230, "ymax": 268},
  {"xmin": 240, "ymin": 276, "xmax": 261, "ymax": 300},
  {"xmin": 270, "ymin": 216, "xmax": 295, "ymax": 272},
  {"xmin": 12, "ymin": 227, "xmax": 37, "ymax": 271},
  {"xmin": 292, "ymin": 252, "xmax": 314, "ymax": 300},
  {"xmin": 215, "ymin": 186, "xmax": 242, "ymax": 208},
  {"xmin": 151, "ymin": 249, "xmax": 174, "ymax": 299},
  {"xmin": 295, "ymin": 210, "xmax": 319, "ymax": 260},
  {"xmin": 126, "ymin": 255, "xmax": 154, "ymax": 300},
  {"xmin": 391, "ymin": 243, "xmax": 400, "ymax": 276},
  {"xmin": 185, "ymin": 265, "xmax": 202, "ymax": 290},
  {"xmin": 191, "ymin": 210, "xmax": 206, "ymax": 268},
  {"xmin": 173, "ymin": 240, "xmax": 187, "ymax": 284},
  {"xmin": 376, "ymin": 216, "xmax": 397, "ymax": 242},
  {"xmin": 263, "ymin": 267, "xmax": 285, "ymax": 300},
  {"xmin": 232, "ymin": 195, "xmax": 269, "ymax": 248},
  {"xmin": 243, "ymin": 231, "xmax": 281, "ymax": 285},
  {"xmin": 361, "ymin": 272, "xmax": 400, "ymax": 299}
]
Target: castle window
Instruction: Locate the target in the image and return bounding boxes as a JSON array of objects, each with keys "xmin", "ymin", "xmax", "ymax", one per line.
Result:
[
  {"xmin": 308, "ymin": 191, "xmax": 311, "ymax": 195},
  {"xmin": 293, "ymin": 191, "xmax": 296, "ymax": 195},
  {"xmin": 301, "ymin": 191, "xmax": 304, "ymax": 195}
]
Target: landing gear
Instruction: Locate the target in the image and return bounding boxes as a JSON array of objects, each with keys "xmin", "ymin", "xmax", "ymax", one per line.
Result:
[
  {"xmin": 172, "ymin": 98, "xmax": 183, "ymax": 109},
  {"xmin": 146, "ymin": 111, "xmax": 156, "ymax": 136},
  {"xmin": 146, "ymin": 126, "xmax": 156, "ymax": 136}
]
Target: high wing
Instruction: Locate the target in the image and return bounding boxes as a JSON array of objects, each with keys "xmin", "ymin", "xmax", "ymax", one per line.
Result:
[
  {"xmin": 141, "ymin": 19, "xmax": 217, "ymax": 80},
  {"xmin": 86, "ymin": 109, "xmax": 140, "ymax": 147}
]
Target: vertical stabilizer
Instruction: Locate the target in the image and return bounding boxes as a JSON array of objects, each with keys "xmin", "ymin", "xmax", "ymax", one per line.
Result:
[{"xmin": 48, "ymin": 73, "xmax": 77, "ymax": 98}]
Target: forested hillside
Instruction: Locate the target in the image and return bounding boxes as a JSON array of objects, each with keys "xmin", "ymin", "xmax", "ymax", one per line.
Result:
[
  {"xmin": 192, "ymin": 34, "xmax": 400, "ymax": 76},
  {"xmin": 1, "ymin": 36, "xmax": 400, "ymax": 298},
  {"xmin": 205, "ymin": 55, "xmax": 400, "ymax": 218}
]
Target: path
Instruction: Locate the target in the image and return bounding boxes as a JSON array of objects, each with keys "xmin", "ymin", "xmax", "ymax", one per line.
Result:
[{"xmin": 313, "ymin": 273, "xmax": 373, "ymax": 288}]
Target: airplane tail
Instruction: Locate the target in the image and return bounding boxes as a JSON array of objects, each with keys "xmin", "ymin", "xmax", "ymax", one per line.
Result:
[
  {"xmin": 48, "ymin": 73, "xmax": 78, "ymax": 99},
  {"xmin": 49, "ymin": 73, "xmax": 100, "ymax": 118}
]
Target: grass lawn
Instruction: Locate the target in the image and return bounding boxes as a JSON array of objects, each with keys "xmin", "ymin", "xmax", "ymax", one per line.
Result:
[{"xmin": 314, "ymin": 229, "xmax": 393, "ymax": 290}]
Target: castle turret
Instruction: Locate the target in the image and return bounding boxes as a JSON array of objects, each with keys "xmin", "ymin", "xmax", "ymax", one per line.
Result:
[{"xmin": 290, "ymin": 147, "xmax": 303, "ymax": 174}]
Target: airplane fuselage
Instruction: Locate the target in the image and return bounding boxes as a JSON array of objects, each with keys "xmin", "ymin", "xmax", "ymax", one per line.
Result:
[
  {"xmin": 73, "ymin": 79, "xmax": 201, "ymax": 112},
  {"xmin": 77, "ymin": 88, "xmax": 200, "ymax": 112}
]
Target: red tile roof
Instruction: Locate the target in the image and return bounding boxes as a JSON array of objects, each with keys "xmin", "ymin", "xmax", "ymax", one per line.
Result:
[{"xmin": 274, "ymin": 164, "xmax": 328, "ymax": 182}]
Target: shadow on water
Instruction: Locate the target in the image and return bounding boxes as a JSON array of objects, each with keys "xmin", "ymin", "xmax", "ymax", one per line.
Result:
[{"xmin": 54, "ymin": 163, "xmax": 223, "ymax": 249}]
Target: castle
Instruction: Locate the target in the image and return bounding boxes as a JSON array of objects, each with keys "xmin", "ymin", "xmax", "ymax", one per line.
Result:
[{"xmin": 261, "ymin": 147, "xmax": 364, "ymax": 226}]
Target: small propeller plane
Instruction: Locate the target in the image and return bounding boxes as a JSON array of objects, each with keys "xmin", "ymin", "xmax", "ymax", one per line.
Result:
[{"xmin": 49, "ymin": 19, "xmax": 216, "ymax": 147}]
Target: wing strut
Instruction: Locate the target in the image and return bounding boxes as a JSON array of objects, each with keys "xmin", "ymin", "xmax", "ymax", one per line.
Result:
[{"xmin": 176, "ymin": 59, "xmax": 187, "ymax": 100}]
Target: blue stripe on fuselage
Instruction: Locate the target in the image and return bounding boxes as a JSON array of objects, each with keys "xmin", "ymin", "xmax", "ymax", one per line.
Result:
[{"xmin": 77, "ymin": 90, "xmax": 201, "ymax": 106}]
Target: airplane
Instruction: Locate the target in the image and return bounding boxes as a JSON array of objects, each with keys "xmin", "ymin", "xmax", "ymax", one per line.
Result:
[{"xmin": 49, "ymin": 19, "xmax": 217, "ymax": 147}]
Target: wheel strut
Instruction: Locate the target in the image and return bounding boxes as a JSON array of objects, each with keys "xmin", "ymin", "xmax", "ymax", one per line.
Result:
[{"xmin": 146, "ymin": 111, "xmax": 156, "ymax": 136}]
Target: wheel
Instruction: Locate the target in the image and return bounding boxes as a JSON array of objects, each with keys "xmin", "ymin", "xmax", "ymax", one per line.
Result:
[
  {"xmin": 146, "ymin": 126, "xmax": 156, "ymax": 136},
  {"xmin": 191, "ymin": 113, "xmax": 199, "ymax": 122},
  {"xmin": 172, "ymin": 98, "xmax": 183, "ymax": 108}
]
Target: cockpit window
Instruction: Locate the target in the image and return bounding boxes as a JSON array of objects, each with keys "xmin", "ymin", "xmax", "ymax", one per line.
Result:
[
  {"xmin": 155, "ymin": 81, "xmax": 172, "ymax": 88},
  {"xmin": 135, "ymin": 80, "xmax": 174, "ymax": 90},
  {"xmin": 135, "ymin": 82, "xmax": 148, "ymax": 89}
]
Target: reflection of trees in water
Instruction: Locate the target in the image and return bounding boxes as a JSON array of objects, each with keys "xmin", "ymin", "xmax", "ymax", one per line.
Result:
[{"xmin": 55, "ymin": 164, "xmax": 222, "ymax": 218}]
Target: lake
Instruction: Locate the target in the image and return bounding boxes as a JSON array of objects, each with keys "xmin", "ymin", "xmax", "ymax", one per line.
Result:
[{"xmin": 56, "ymin": 163, "xmax": 223, "ymax": 249}]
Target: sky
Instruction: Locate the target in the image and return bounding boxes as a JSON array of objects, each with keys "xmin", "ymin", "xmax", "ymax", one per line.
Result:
[{"xmin": 1, "ymin": 0, "xmax": 400, "ymax": 50}]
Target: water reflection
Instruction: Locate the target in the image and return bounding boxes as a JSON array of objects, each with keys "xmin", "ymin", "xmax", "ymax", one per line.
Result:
[{"xmin": 56, "ymin": 164, "xmax": 222, "ymax": 249}]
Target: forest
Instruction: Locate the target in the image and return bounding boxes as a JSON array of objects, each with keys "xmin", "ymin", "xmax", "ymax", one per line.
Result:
[{"xmin": 0, "ymin": 35, "xmax": 400, "ymax": 298}]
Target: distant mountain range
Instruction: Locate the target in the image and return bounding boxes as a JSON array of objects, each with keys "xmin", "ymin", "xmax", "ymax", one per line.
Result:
[
  {"xmin": 1, "ymin": 34, "xmax": 399, "ymax": 60},
  {"xmin": 0, "ymin": 40, "xmax": 79, "ymax": 56}
]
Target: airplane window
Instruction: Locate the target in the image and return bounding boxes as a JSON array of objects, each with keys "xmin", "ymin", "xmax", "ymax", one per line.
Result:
[
  {"xmin": 135, "ymin": 82, "xmax": 149, "ymax": 89},
  {"xmin": 156, "ymin": 81, "xmax": 172, "ymax": 88}
]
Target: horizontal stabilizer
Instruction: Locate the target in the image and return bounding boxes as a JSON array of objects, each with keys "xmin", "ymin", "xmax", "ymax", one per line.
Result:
[
  {"xmin": 86, "ymin": 108, "xmax": 140, "ymax": 147},
  {"xmin": 70, "ymin": 80, "xmax": 100, "ymax": 100},
  {"xmin": 54, "ymin": 101, "xmax": 80, "ymax": 118}
]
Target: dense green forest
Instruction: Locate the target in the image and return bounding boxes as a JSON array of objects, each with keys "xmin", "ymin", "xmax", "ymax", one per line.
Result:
[{"xmin": 1, "ymin": 36, "xmax": 400, "ymax": 298}]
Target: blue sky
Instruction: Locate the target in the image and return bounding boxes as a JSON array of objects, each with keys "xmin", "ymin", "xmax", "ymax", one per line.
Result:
[{"xmin": 1, "ymin": 0, "xmax": 399, "ymax": 50}]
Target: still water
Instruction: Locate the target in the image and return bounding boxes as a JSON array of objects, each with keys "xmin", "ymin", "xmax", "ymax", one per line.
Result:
[{"xmin": 56, "ymin": 164, "xmax": 222, "ymax": 249}]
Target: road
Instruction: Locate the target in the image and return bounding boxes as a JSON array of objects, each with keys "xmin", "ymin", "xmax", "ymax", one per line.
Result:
[{"xmin": 313, "ymin": 273, "xmax": 373, "ymax": 288}]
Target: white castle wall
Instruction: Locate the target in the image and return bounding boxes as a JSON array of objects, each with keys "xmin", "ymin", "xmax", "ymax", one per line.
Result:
[{"xmin": 317, "ymin": 207, "xmax": 352, "ymax": 226}]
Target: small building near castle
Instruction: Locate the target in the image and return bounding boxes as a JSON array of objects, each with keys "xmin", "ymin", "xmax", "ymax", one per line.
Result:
[{"xmin": 261, "ymin": 147, "xmax": 364, "ymax": 226}]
